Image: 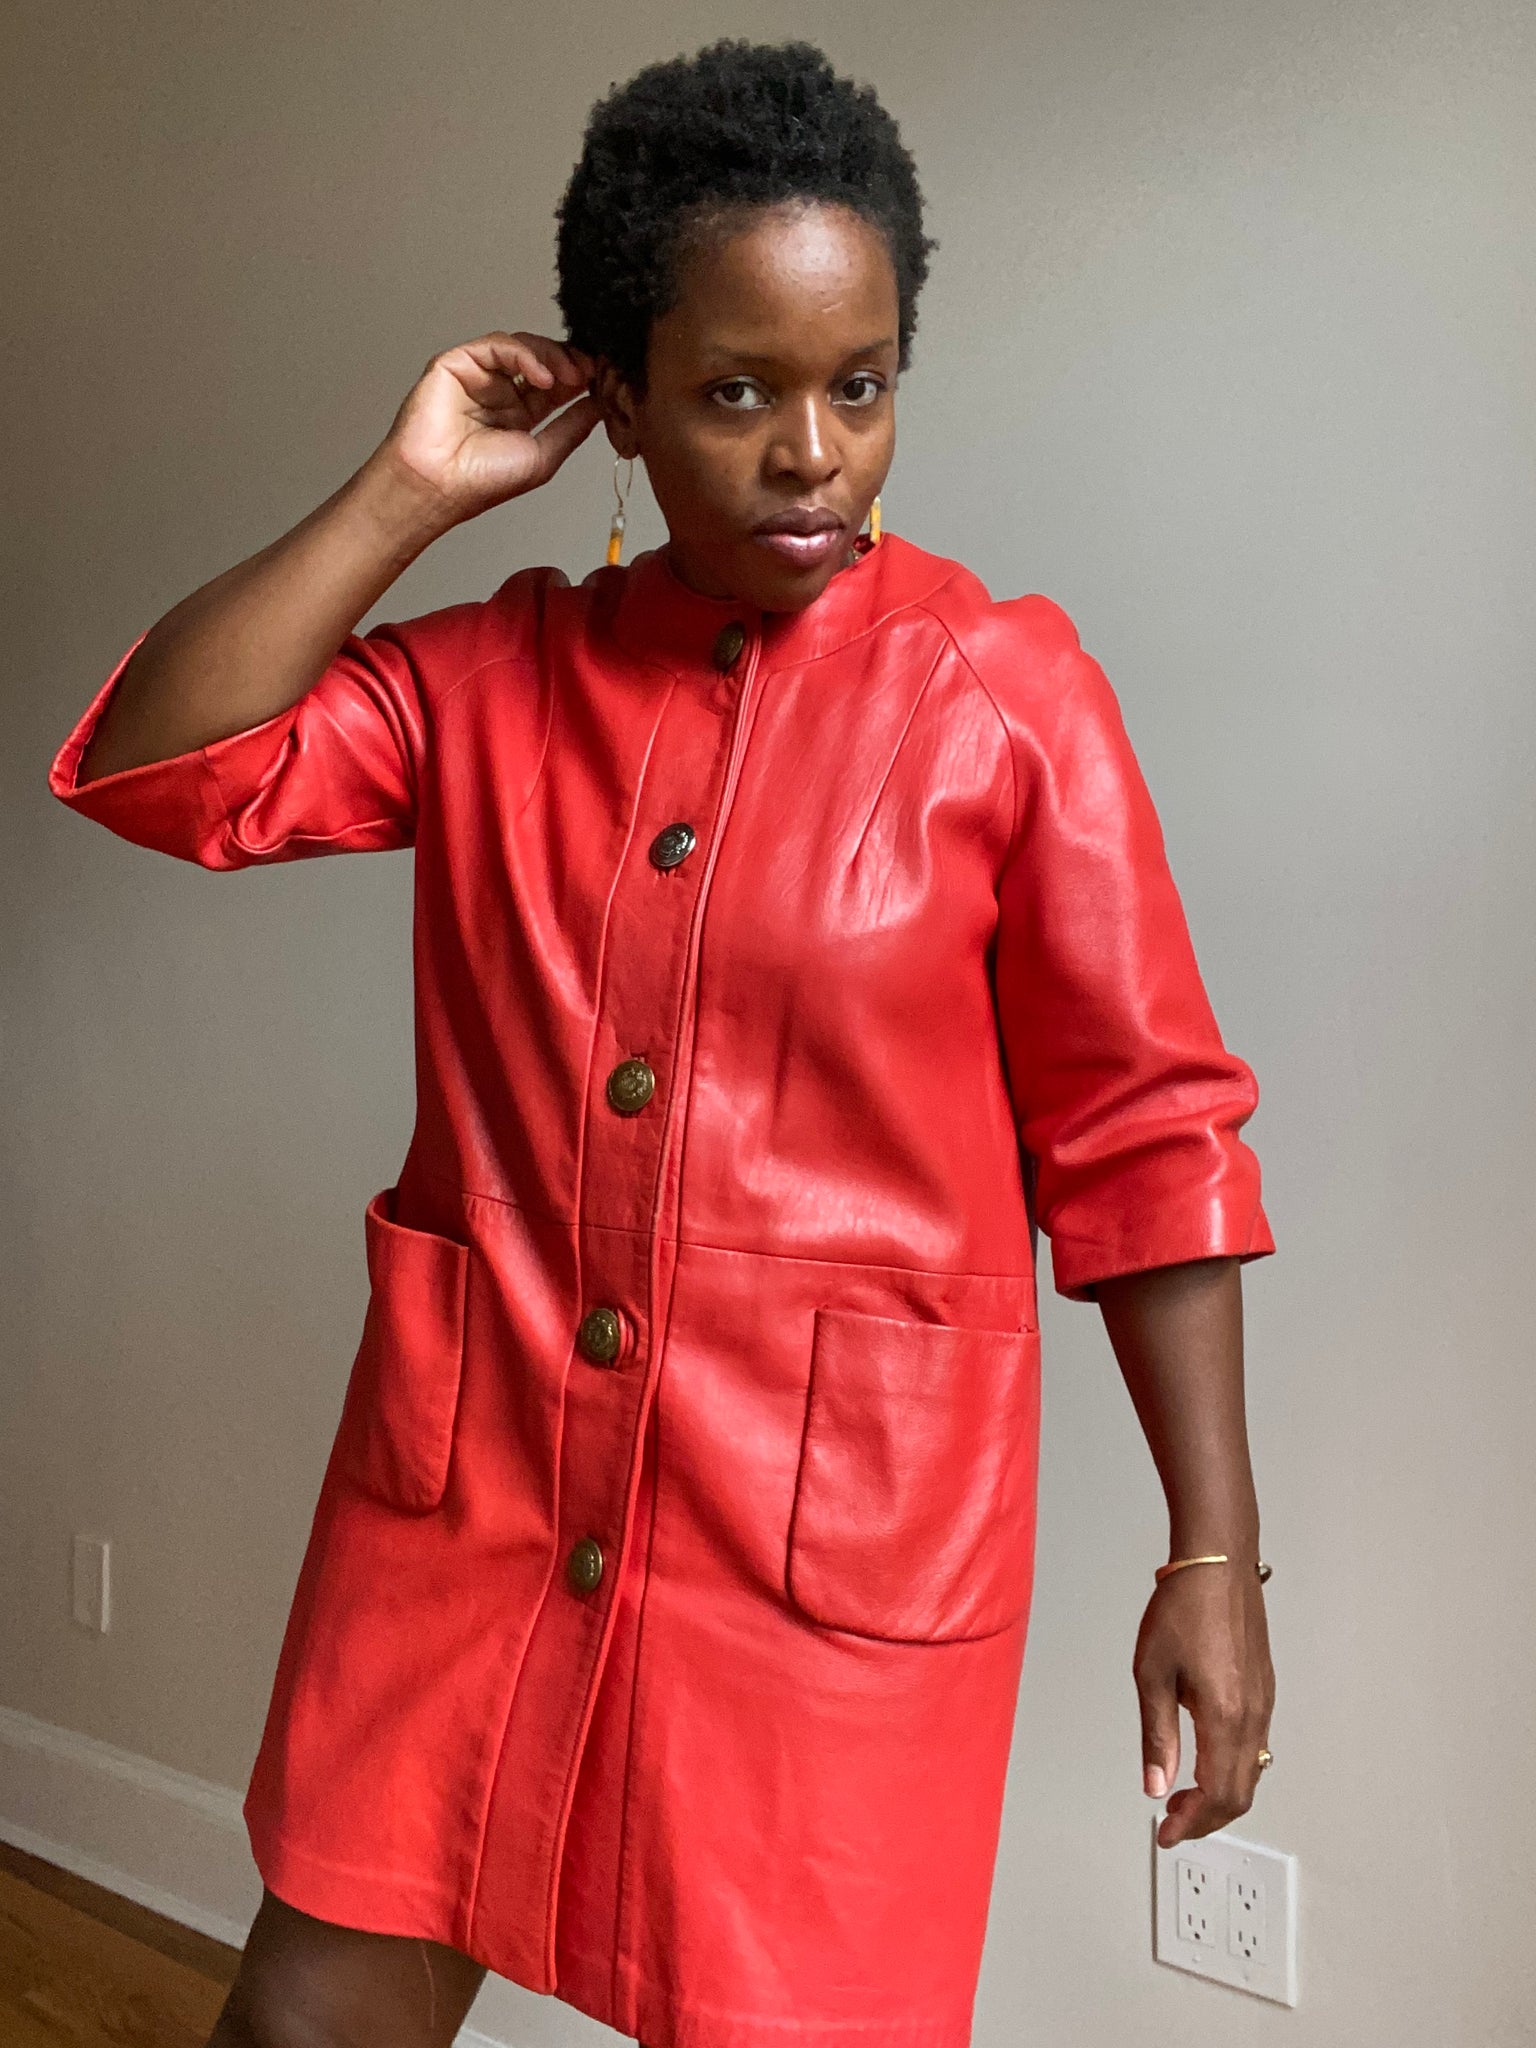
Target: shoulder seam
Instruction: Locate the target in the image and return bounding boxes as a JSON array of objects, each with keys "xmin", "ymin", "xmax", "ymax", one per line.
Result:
[
  {"xmin": 913, "ymin": 603, "xmax": 1021, "ymax": 844},
  {"xmin": 755, "ymin": 555, "xmax": 978, "ymax": 677},
  {"xmin": 435, "ymin": 649, "xmax": 540, "ymax": 717}
]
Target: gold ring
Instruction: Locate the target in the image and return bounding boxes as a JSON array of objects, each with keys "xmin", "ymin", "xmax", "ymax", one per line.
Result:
[
  {"xmin": 511, "ymin": 370, "xmax": 528, "ymax": 393},
  {"xmin": 1256, "ymin": 1748, "xmax": 1274, "ymax": 1771}
]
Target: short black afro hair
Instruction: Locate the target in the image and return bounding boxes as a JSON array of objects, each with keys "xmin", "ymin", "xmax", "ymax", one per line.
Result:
[{"xmin": 555, "ymin": 40, "xmax": 935, "ymax": 389}]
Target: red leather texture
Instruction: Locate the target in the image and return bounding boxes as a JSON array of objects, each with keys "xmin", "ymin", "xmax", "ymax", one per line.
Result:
[{"xmin": 47, "ymin": 531, "xmax": 1273, "ymax": 2048}]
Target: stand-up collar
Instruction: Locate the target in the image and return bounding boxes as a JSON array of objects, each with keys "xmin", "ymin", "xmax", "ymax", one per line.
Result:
[{"xmin": 607, "ymin": 531, "xmax": 950, "ymax": 677}]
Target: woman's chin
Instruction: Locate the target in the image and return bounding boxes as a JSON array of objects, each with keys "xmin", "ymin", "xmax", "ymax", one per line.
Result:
[
  {"xmin": 666, "ymin": 534, "xmax": 856, "ymax": 614},
  {"xmin": 739, "ymin": 541, "xmax": 857, "ymax": 613}
]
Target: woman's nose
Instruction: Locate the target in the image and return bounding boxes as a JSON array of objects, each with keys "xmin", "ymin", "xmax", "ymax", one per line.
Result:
[{"xmin": 768, "ymin": 399, "xmax": 840, "ymax": 484}]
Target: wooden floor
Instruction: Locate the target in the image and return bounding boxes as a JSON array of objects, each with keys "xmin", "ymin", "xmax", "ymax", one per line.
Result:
[{"xmin": 0, "ymin": 1842, "xmax": 239, "ymax": 2048}]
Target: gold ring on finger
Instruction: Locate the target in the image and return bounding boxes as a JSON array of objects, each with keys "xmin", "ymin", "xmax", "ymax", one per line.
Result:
[{"xmin": 1256, "ymin": 1748, "xmax": 1274, "ymax": 1771}]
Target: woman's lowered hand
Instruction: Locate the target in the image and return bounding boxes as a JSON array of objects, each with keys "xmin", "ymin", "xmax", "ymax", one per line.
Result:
[
  {"xmin": 1132, "ymin": 1550, "xmax": 1274, "ymax": 1848},
  {"xmin": 1094, "ymin": 1255, "xmax": 1276, "ymax": 1850}
]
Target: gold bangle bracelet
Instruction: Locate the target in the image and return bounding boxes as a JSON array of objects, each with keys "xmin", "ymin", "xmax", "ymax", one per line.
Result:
[{"xmin": 1155, "ymin": 1555, "xmax": 1273, "ymax": 1586}]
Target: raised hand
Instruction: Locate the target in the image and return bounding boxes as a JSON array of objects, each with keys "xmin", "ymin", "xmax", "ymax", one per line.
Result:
[{"xmin": 375, "ymin": 330, "xmax": 602, "ymax": 530}]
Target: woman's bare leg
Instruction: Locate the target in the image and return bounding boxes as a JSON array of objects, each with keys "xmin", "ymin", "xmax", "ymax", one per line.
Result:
[{"xmin": 205, "ymin": 1886, "xmax": 487, "ymax": 2047}]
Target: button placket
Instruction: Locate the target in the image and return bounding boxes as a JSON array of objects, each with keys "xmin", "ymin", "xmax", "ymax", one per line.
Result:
[
  {"xmin": 466, "ymin": 608, "xmax": 772, "ymax": 1968},
  {"xmin": 555, "ymin": 621, "xmax": 760, "ymax": 1620}
]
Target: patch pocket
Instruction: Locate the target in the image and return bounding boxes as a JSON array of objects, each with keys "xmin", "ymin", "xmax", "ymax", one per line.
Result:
[
  {"xmin": 786, "ymin": 1307, "xmax": 1041, "ymax": 1643},
  {"xmin": 338, "ymin": 1185, "xmax": 470, "ymax": 1513}
]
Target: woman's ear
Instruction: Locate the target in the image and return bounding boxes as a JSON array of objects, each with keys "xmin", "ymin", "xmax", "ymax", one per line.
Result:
[{"xmin": 593, "ymin": 359, "xmax": 642, "ymax": 460}]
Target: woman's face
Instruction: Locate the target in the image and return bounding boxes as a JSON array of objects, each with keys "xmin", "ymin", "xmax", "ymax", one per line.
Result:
[{"xmin": 598, "ymin": 201, "xmax": 900, "ymax": 612}]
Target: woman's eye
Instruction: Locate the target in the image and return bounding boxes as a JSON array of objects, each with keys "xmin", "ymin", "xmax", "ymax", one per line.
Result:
[
  {"xmin": 839, "ymin": 373, "xmax": 884, "ymax": 407},
  {"xmin": 711, "ymin": 378, "xmax": 770, "ymax": 411}
]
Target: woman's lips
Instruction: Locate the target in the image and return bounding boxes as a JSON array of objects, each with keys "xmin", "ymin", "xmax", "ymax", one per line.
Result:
[{"xmin": 751, "ymin": 526, "xmax": 847, "ymax": 568}]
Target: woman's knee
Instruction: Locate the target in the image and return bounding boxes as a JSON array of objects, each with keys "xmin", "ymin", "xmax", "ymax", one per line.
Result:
[
  {"xmin": 207, "ymin": 1975, "xmax": 371, "ymax": 2048},
  {"xmin": 206, "ymin": 1888, "xmax": 486, "ymax": 2048}
]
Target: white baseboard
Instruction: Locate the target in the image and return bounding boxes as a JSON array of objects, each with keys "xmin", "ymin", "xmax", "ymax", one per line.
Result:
[
  {"xmin": 0, "ymin": 1702, "xmax": 256, "ymax": 1947},
  {"xmin": 0, "ymin": 1704, "xmax": 520, "ymax": 2046}
]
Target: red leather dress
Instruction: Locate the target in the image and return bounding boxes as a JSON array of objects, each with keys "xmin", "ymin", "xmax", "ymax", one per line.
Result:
[{"xmin": 48, "ymin": 531, "xmax": 1273, "ymax": 2048}]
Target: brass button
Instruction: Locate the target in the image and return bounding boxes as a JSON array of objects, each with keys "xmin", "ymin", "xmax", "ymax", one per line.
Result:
[
  {"xmin": 606, "ymin": 1057, "xmax": 656, "ymax": 1115},
  {"xmin": 567, "ymin": 1537, "xmax": 604, "ymax": 1594},
  {"xmin": 712, "ymin": 621, "xmax": 747, "ymax": 671},
  {"xmin": 649, "ymin": 821, "xmax": 697, "ymax": 870},
  {"xmin": 577, "ymin": 1307, "xmax": 622, "ymax": 1364}
]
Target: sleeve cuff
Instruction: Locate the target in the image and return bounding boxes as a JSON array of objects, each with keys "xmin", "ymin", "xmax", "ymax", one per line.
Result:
[
  {"xmin": 47, "ymin": 630, "xmax": 299, "ymax": 866},
  {"xmin": 1047, "ymin": 1195, "xmax": 1276, "ymax": 1303}
]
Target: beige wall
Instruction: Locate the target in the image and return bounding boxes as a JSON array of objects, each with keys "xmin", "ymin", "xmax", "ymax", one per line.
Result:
[{"xmin": 6, "ymin": 2, "xmax": 1534, "ymax": 2041}]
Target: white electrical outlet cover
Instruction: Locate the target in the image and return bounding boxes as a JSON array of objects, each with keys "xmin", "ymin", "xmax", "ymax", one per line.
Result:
[
  {"xmin": 1153, "ymin": 1822, "xmax": 1298, "ymax": 2006},
  {"xmin": 71, "ymin": 1534, "xmax": 111, "ymax": 1634}
]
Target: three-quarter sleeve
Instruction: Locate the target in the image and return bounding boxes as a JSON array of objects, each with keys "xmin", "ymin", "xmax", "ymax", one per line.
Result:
[
  {"xmin": 985, "ymin": 598, "xmax": 1274, "ymax": 1301},
  {"xmin": 47, "ymin": 618, "xmax": 432, "ymax": 869}
]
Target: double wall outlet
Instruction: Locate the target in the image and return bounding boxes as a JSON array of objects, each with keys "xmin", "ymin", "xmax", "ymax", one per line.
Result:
[{"xmin": 1153, "ymin": 1823, "xmax": 1298, "ymax": 2005}]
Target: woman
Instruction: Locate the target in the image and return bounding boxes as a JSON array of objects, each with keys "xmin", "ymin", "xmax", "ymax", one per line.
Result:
[{"xmin": 48, "ymin": 38, "xmax": 1276, "ymax": 2048}]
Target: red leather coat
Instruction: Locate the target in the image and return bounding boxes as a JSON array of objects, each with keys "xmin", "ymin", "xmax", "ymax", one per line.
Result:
[{"xmin": 48, "ymin": 530, "xmax": 1273, "ymax": 2048}]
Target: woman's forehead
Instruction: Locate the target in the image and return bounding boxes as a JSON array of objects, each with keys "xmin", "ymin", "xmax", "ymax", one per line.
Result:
[{"xmin": 657, "ymin": 204, "xmax": 900, "ymax": 364}]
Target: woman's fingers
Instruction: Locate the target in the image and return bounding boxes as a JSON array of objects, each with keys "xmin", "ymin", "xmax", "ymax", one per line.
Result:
[
  {"xmin": 439, "ymin": 333, "xmax": 591, "ymax": 421},
  {"xmin": 1136, "ymin": 1652, "xmax": 1181, "ymax": 1803},
  {"xmin": 499, "ymin": 329, "xmax": 592, "ymax": 387},
  {"xmin": 1158, "ymin": 1783, "xmax": 1205, "ymax": 1845},
  {"xmin": 1135, "ymin": 1572, "xmax": 1274, "ymax": 1850},
  {"xmin": 1182, "ymin": 1695, "xmax": 1254, "ymax": 1839},
  {"xmin": 1156, "ymin": 1677, "xmax": 1270, "ymax": 1848},
  {"xmin": 527, "ymin": 392, "xmax": 603, "ymax": 480},
  {"xmin": 381, "ymin": 329, "xmax": 603, "ymax": 519}
]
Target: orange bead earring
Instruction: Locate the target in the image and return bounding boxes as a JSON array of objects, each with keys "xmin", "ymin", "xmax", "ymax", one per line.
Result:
[
  {"xmin": 607, "ymin": 456, "xmax": 634, "ymax": 566},
  {"xmin": 867, "ymin": 495, "xmax": 882, "ymax": 545}
]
